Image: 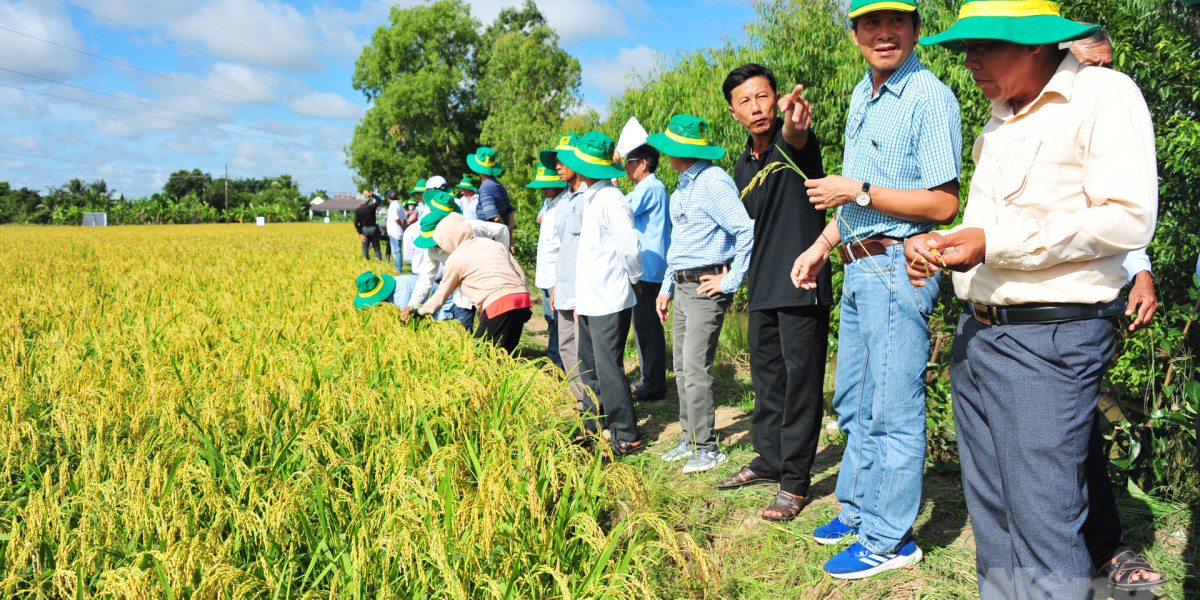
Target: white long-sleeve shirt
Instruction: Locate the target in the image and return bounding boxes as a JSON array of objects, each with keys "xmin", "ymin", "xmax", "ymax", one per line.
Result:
[
  {"xmin": 409, "ymin": 220, "xmax": 510, "ymax": 309},
  {"xmin": 534, "ymin": 192, "xmax": 563, "ymax": 289},
  {"xmin": 574, "ymin": 179, "xmax": 643, "ymax": 316}
]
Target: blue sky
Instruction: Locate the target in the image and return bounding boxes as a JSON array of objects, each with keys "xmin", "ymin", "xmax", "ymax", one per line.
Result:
[{"xmin": 0, "ymin": 0, "xmax": 756, "ymax": 198}]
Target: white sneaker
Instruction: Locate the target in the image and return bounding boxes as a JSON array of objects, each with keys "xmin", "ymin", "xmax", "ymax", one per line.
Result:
[
  {"xmin": 682, "ymin": 449, "xmax": 728, "ymax": 473},
  {"xmin": 660, "ymin": 440, "xmax": 694, "ymax": 462}
]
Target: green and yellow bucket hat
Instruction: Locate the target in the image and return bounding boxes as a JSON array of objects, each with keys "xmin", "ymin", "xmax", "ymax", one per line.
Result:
[
  {"xmin": 467, "ymin": 146, "xmax": 505, "ymax": 177},
  {"xmin": 920, "ymin": 0, "xmax": 1099, "ymax": 50},
  {"xmin": 456, "ymin": 174, "xmax": 479, "ymax": 192},
  {"xmin": 849, "ymin": 0, "xmax": 917, "ymax": 18},
  {"xmin": 647, "ymin": 114, "xmax": 725, "ymax": 161},
  {"xmin": 557, "ymin": 132, "xmax": 626, "ymax": 180},
  {"xmin": 408, "ymin": 179, "xmax": 427, "ymax": 195},
  {"xmin": 413, "ymin": 190, "xmax": 461, "ymax": 249},
  {"xmin": 525, "ymin": 165, "xmax": 569, "ymax": 189},
  {"xmin": 539, "ymin": 133, "xmax": 581, "ymax": 169},
  {"xmin": 354, "ymin": 271, "xmax": 396, "ymax": 309}
]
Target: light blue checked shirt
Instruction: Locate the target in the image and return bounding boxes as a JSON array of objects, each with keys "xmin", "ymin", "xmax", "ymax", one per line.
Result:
[
  {"xmin": 660, "ymin": 161, "xmax": 755, "ymax": 297},
  {"xmin": 838, "ymin": 52, "xmax": 962, "ymax": 241}
]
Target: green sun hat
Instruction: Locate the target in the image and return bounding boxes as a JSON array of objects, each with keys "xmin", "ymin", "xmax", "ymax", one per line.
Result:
[
  {"xmin": 849, "ymin": 0, "xmax": 916, "ymax": 18},
  {"xmin": 455, "ymin": 174, "xmax": 479, "ymax": 191},
  {"xmin": 919, "ymin": 0, "xmax": 1100, "ymax": 50},
  {"xmin": 525, "ymin": 165, "xmax": 569, "ymax": 189},
  {"xmin": 1180, "ymin": 0, "xmax": 1199, "ymax": 5},
  {"xmin": 413, "ymin": 190, "xmax": 461, "ymax": 249},
  {"xmin": 408, "ymin": 179, "xmax": 427, "ymax": 195},
  {"xmin": 646, "ymin": 115, "xmax": 725, "ymax": 161},
  {"xmin": 354, "ymin": 271, "xmax": 396, "ymax": 309},
  {"xmin": 557, "ymin": 132, "xmax": 626, "ymax": 180},
  {"xmin": 539, "ymin": 133, "xmax": 581, "ymax": 169},
  {"xmin": 466, "ymin": 146, "xmax": 505, "ymax": 177}
]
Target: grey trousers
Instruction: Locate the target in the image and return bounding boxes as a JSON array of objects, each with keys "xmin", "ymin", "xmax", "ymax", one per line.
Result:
[
  {"xmin": 952, "ymin": 313, "xmax": 1114, "ymax": 600},
  {"xmin": 672, "ymin": 281, "xmax": 731, "ymax": 451},
  {"xmin": 578, "ymin": 309, "xmax": 639, "ymax": 443},
  {"xmin": 631, "ymin": 281, "xmax": 667, "ymax": 394},
  {"xmin": 556, "ymin": 308, "xmax": 587, "ymax": 407}
]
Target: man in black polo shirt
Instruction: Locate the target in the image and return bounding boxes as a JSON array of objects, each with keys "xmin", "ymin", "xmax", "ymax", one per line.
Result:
[{"xmin": 716, "ymin": 63, "xmax": 832, "ymax": 522}]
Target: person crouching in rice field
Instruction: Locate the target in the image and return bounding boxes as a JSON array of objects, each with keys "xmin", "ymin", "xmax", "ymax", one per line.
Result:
[
  {"xmin": 353, "ymin": 271, "xmax": 455, "ymax": 319},
  {"xmin": 401, "ymin": 212, "xmax": 532, "ymax": 353}
]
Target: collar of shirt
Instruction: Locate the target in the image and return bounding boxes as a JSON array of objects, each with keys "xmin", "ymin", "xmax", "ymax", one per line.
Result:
[
  {"xmin": 857, "ymin": 50, "xmax": 922, "ymax": 101},
  {"xmin": 679, "ymin": 160, "xmax": 712, "ymax": 187},
  {"xmin": 633, "ymin": 173, "xmax": 661, "ymax": 192},
  {"xmin": 742, "ymin": 118, "xmax": 783, "ymax": 160},
  {"xmin": 988, "ymin": 53, "xmax": 1080, "ymax": 121}
]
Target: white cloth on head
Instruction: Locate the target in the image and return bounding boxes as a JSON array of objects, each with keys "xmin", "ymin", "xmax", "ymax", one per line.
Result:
[
  {"xmin": 425, "ymin": 175, "xmax": 447, "ymax": 189},
  {"xmin": 616, "ymin": 116, "xmax": 649, "ymax": 160}
]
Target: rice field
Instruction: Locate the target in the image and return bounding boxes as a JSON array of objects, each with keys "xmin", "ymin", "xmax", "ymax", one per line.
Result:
[{"xmin": 0, "ymin": 223, "xmax": 709, "ymax": 599}]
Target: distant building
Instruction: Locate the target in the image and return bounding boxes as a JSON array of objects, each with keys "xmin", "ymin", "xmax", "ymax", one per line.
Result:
[{"xmin": 309, "ymin": 192, "xmax": 363, "ymax": 218}]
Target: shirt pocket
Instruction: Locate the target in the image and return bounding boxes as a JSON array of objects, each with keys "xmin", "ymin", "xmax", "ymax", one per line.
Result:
[
  {"xmin": 564, "ymin": 210, "xmax": 583, "ymax": 236},
  {"xmin": 996, "ymin": 139, "xmax": 1042, "ymax": 205}
]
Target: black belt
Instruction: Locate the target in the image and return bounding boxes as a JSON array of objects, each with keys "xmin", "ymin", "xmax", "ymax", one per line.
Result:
[
  {"xmin": 674, "ymin": 264, "xmax": 725, "ymax": 284},
  {"xmin": 967, "ymin": 300, "xmax": 1125, "ymax": 326}
]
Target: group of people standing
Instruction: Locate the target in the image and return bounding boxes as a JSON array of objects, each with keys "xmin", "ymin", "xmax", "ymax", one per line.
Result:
[{"xmin": 348, "ymin": 0, "xmax": 1199, "ymax": 597}]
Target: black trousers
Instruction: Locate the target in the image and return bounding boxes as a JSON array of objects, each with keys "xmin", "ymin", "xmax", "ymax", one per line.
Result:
[
  {"xmin": 578, "ymin": 309, "xmax": 640, "ymax": 443},
  {"xmin": 361, "ymin": 235, "xmax": 381, "ymax": 260},
  {"xmin": 630, "ymin": 282, "xmax": 666, "ymax": 394},
  {"xmin": 475, "ymin": 307, "xmax": 530, "ymax": 353},
  {"xmin": 747, "ymin": 305, "xmax": 831, "ymax": 496},
  {"xmin": 1082, "ymin": 410, "xmax": 1128, "ymax": 568}
]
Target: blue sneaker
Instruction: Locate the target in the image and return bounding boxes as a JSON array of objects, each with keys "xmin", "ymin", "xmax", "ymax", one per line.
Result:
[
  {"xmin": 823, "ymin": 540, "xmax": 923, "ymax": 580},
  {"xmin": 813, "ymin": 517, "xmax": 858, "ymax": 545}
]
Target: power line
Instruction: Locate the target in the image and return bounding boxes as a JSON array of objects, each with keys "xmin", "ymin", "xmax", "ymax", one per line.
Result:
[
  {"xmin": 0, "ymin": 66, "xmax": 344, "ymax": 151},
  {"xmin": 0, "ymin": 81, "xmax": 344, "ymax": 154},
  {"xmin": 0, "ymin": 24, "xmax": 348, "ymax": 127},
  {"xmin": 0, "ymin": 148, "xmax": 211, "ymax": 179}
]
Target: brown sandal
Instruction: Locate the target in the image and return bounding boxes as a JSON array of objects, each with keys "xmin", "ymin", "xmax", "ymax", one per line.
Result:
[
  {"xmin": 761, "ymin": 490, "xmax": 806, "ymax": 522},
  {"xmin": 1100, "ymin": 550, "xmax": 1167, "ymax": 591},
  {"xmin": 716, "ymin": 466, "xmax": 779, "ymax": 490}
]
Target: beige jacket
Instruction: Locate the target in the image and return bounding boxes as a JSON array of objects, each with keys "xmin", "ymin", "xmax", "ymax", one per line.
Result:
[{"xmin": 418, "ymin": 214, "xmax": 528, "ymax": 316}]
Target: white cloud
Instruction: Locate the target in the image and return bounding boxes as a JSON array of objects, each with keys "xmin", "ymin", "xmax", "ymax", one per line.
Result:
[
  {"xmin": 166, "ymin": 0, "xmax": 324, "ymax": 71},
  {"xmin": 537, "ymin": 0, "xmax": 631, "ymax": 45},
  {"xmin": 182, "ymin": 62, "xmax": 279, "ymax": 106},
  {"xmin": 286, "ymin": 91, "xmax": 362, "ymax": 119},
  {"xmin": 0, "ymin": 87, "xmax": 44, "ymax": 119},
  {"xmin": 230, "ymin": 139, "xmax": 322, "ymax": 171},
  {"xmin": 159, "ymin": 135, "xmax": 214, "ymax": 156},
  {"xmin": 0, "ymin": 133, "xmax": 44, "ymax": 152},
  {"xmin": 0, "ymin": 1, "xmax": 85, "ymax": 78},
  {"xmin": 581, "ymin": 45, "xmax": 658, "ymax": 97}
]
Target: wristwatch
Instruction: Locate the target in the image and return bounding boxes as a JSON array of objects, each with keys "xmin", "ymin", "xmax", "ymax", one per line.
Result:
[{"xmin": 855, "ymin": 182, "xmax": 872, "ymax": 207}]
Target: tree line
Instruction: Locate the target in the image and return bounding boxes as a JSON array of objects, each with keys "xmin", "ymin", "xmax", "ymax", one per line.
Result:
[{"xmin": 0, "ymin": 169, "xmax": 315, "ymax": 226}]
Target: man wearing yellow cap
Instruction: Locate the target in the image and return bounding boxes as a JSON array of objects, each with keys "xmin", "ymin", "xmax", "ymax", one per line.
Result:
[
  {"xmin": 790, "ymin": 0, "xmax": 962, "ymax": 580},
  {"xmin": 909, "ymin": 2, "xmax": 1158, "ymax": 598}
]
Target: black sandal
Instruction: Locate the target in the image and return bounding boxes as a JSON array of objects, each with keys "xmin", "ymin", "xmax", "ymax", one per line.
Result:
[
  {"xmin": 601, "ymin": 438, "xmax": 645, "ymax": 460},
  {"xmin": 1100, "ymin": 550, "xmax": 1167, "ymax": 591},
  {"xmin": 716, "ymin": 466, "xmax": 779, "ymax": 490},
  {"xmin": 761, "ymin": 490, "xmax": 806, "ymax": 522}
]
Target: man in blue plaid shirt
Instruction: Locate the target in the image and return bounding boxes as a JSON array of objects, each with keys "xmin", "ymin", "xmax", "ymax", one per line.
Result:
[
  {"xmin": 790, "ymin": 0, "xmax": 962, "ymax": 580},
  {"xmin": 647, "ymin": 114, "xmax": 754, "ymax": 475}
]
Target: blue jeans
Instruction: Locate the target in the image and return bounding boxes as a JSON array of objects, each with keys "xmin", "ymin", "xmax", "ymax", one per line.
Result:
[
  {"xmin": 542, "ymin": 288, "xmax": 563, "ymax": 369},
  {"xmin": 832, "ymin": 244, "xmax": 938, "ymax": 554},
  {"xmin": 451, "ymin": 305, "xmax": 476, "ymax": 333},
  {"xmin": 389, "ymin": 236, "xmax": 404, "ymax": 273}
]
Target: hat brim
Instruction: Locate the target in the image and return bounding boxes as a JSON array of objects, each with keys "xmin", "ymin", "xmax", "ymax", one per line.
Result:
[
  {"xmin": 354, "ymin": 275, "xmax": 396, "ymax": 309},
  {"xmin": 467, "ymin": 154, "xmax": 505, "ymax": 177},
  {"xmin": 848, "ymin": 1, "xmax": 916, "ymax": 18},
  {"xmin": 646, "ymin": 132, "xmax": 726, "ymax": 161},
  {"xmin": 557, "ymin": 149, "xmax": 626, "ymax": 179},
  {"xmin": 526, "ymin": 179, "xmax": 568, "ymax": 189},
  {"xmin": 539, "ymin": 149, "xmax": 560, "ymax": 169},
  {"xmin": 920, "ymin": 15, "xmax": 1100, "ymax": 50}
]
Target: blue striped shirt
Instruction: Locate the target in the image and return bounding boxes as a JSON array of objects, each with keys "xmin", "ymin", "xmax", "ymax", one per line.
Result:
[
  {"xmin": 838, "ymin": 52, "xmax": 962, "ymax": 241},
  {"xmin": 660, "ymin": 161, "xmax": 755, "ymax": 297}
]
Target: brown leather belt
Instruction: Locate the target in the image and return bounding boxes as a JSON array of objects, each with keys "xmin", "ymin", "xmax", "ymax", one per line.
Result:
[{"xmin": 837, "ymin": 237, "xmax": 904, "ymax": 263}]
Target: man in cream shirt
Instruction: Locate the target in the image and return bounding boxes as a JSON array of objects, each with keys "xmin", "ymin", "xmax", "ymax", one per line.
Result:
[{"xmin": 911, "ymin": 3, "xmax": 1157, "ymax": 598}]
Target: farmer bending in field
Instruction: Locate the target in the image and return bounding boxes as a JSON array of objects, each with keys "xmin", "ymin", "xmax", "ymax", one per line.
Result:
[
  {"xmin": 353, "ymin": 271, "xmax": 454, "ymax": 319},
  {"xmin": 647, "ymin": 114, "xmax": 753, "ymax": 475},
  {"xmin": 401, "ymin": 213, "xmax": 532, "ymax": 353},
  {"xmin": 406, "ymin": 189, "xmax": 509, "ymax": 333},
  {"xmin": 789, "ymin": 0, "xmax": 962, "ymax": 579},
  {"xmin": 911, "ymin": 4, "xmax": 1158, "ymax": 597}
]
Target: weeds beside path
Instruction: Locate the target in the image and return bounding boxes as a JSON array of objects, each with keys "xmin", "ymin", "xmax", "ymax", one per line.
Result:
[{"xmin": 521, "ymin": 299, "xmax": 1197, "ymax": 599}]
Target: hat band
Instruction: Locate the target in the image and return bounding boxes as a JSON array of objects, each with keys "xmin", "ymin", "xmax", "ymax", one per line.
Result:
[
  {"xmin": 429, "ymin": 198, "xmax": 453, "ymax": 212},
  {"xmin": 536, "ymin": 173, "xmax": 561, "ymax": 182},
  {"xmin": 665, "ymin": 129, "xmax": 709, "ymax": 146},
  {"xmin": 958, "ymin": 0, "xmax": 1061, "ymax": 18},
  {"xmin": 357, "ymin": 277, "xmax": 385, "ymax": 298},
  {"xmin": 420, "ymin": 230, "xmax": 434, "ymax": 238},
  {"xmin": 413, "ymin": 187, "xmax": 425, "ymax": 192},
  {"xmin": 572, "ymin": 148, "xmax": 615, "ymax": 166},
  {"xmin": 479, "ymin": 156, "xmax": 496, "ymax": 167}
]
